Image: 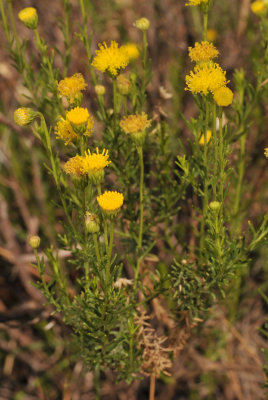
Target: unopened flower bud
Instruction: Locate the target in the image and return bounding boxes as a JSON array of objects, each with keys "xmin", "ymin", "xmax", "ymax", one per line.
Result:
[
  {"xmin": 117, "ymin": 74, "xmax": 131, "ymax": 95},
  {"xmin": 14, "ymin": 107, "xmax": 38, "ymax": 126},
  {"xmin": 18, "ymin": 7, "xmax": 38, "ymax": 30},
  {"xmin": 29, "ymin": 235, "xmax": 40, "ymax": 249},
  {"xmin": 134, "ymin": 17, "xmax": 150, "ymax": 31},
  {"xmin": 85, "ymin": 212, "xmax": 100, "ymax": 234},
  {"xmin": 95, "ymin": 85, "xmax": 106, "ymax": 96},
  {"xmin": 209, "ymin": 201, "xmax": 221, "ymax": 212}
]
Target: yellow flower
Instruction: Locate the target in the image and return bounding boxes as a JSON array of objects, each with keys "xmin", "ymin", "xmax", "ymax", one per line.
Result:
[
  {"xmin": 91, "ymin": 41, "xmax": 129, "ymax": 76},
  {"xmin": 264, "ymin": 148, "xmax": 268, "ymax": 158},
  {"xmin": 66, "ymin": 107, "xmax": 93, "ymax": 135},
  {"xmin": 14, "ymin": 107, "xmax": 38, "ymax": 126},
  {"xmin": 121, "ymin": 43, "xmax": 140, "ymax": 60},
  {"xmin": 55, "ymin": 118, "xmax": 78, "ymax": 145},
  {"xmin": 185, "ymin": 0, "xmax": 209, "ymax": 6},
  {"xmin": 199, "ymin": 130, "xmax": 212, "ymax": 145},
  {"xmin": 57, "ymin": 73, "xmax": 87, "ymax": 104},
  {"xmin": 18, "ymin": 7, "xmax": 38, "ymax": 29},
  {"xmin": 64, "ymin": 155, "xmax": 85, "ymax": 177},
  {"xmin": 120, "ymin": 112, "xmax": 151, "ymax": 134},
  {"xmin": 213, "ymin": 86, "xmax": 233, "ymax": 106},
  {"xmin": 207, "ymin": 29, "xmax": 218, "ymax": 42},
  {"xmin": 80, "ymin": 148, "xmax": 110, "ymax": 184},
  {"xmin": 185, "ymin": 63, "xmax": 228, "ymax": 95},
  {"xmin": 251, "ymin": 1, "xmax": 265, "ymax": 14},
  {"xmin": 97, "ymin": 191, "xmax": 124, "ymax": 213},
  {"xmin": 188, "ymin": 41, "xmax": 219, "ymax": 63}
]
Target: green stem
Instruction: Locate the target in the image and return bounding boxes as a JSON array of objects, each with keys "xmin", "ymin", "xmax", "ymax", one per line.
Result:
[
  {"xmin": 212, "ymin": 101, "xmax": 217, "ymax": 199},
  {"xmin": 93, "ymin": 233, "xmax": 101, "ymax": 266},
  {"xmin": 93, "ymin": 365, "xmax": 101, "ymax": 400},
  {"xmin": 97, "ymin": 184, "xmax": 109, "ymax": 251},
  {"xmin": 233, "ymin": 132, "xmax": 246, "ymax": 232},
  {"xmin": 134, "ymin": 146, "xmax": 144, "ymax": 289},
  {"xmin": 218, "ymin": 108, "xmax": 224, "ymax": 206},
  {"xmin": 203, "ymin": 11, "xmax": 208, "ymax": 41},
  {"xmin": 105, "ymin": 221, "xmax": 114, "ymax": 287},
  {"xmin": 112, "ymin": 77, "xmax": 117, "ymax": 133},
  {"xmin": 200, "ymin": 99, "xmax": 209, "ymax": 252}
]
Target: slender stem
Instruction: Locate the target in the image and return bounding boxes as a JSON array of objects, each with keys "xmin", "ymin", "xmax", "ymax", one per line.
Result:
[
  {"xmin": 93, "ymin": 365, "xmax": 101, "ymax": 400},
  {"xmin": 218, "ymin": 108, "xmax": 224, "ymax": 206},
  {"xmin": 93, "ymin": 233, "xmax": 101, "ymax": 266},
  {"xmin": 97, "ymin": 184, "xmax": 109, "ymax": 251},
  {"xmin": 112, "ymin": 77, "xmax": 117, "ymax": 134},
  {"xmin": 200, "ymin": 99, "xmax": 209, "ymax": 251},
  {"xmin": 212, "ymin": 101, "xmax": 217, "ymax": 199},
  {"xmin": 203, "ymin": 11, "xmax": 208, "ymax": 41},
  {"xmin": 233, "ymin": 132, "xmax": 246, "ymax": 232},
  {"xmin": 105, "ymin": 221, "xmax": 114, "ymax": 287},
  {"xmin": 134, "ymin": 146, "xmax": 144, "ymax": 289},
  {"xmin": 149, "ymin": 374, "xmax": 156, "ymax": 400}
]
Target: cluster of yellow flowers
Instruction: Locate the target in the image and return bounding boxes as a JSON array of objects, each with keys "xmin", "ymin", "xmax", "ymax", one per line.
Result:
[{"xmin": 185, "ymin": 41, "xmax": 233, "ymax": 106}]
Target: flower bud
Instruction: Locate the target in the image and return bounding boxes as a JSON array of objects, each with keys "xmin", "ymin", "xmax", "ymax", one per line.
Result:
[
  {"xmin": 95, "ymin": 85, "xmax": 106, "ymax": 96},
  {"xmin": 117, "ymin": 74, "xmax": 131, "ymax": 95},
  {"xmin": 85, "ymin": 212, "xmax": 100, "ymax": 234},
  {"xmin": 134, "ymin": 17, "xmax": 150, "ymax": 31},
  {"xmin": 14, "ymin": 107, "xmax": 38, "ymax": 126},
  {"xmin": 29, "ymin": 235, "xmax": 40, "ymax": 249},
  {"xmin": 18, "ymin": 7, "xmax": 38, "ymax": 30},
  {"xmin": 209, "ymin": 201, "xmax": 221, "ymax": 212}
]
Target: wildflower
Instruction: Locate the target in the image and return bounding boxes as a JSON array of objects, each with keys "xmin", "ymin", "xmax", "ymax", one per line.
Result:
[
  {"xmin": 18, "ymin": 7, "xmax": 38, "ymax": 29},
  {"xmin": 91, "ymin": 41, "xmax": 129, "ymax": 77},
  {"xmin": 117, "ymin": 74, "xmax": 131, "ymax": 95},
  {"xmin": 209, "ymin": 201, "xmax": 221, "ymax": 212},
  {"xmin": 14, "ymin": 107, "xmax": 38, "ymax": 126},
  {"xmin": 185, "ymin": 0, "xmax": 209, "ymax": 6},
  {"xmin": 95, "ymin": 85, "xmax": 106, "ymax": 96},
  {"xmin": 134, "ymin": 17, "xmax": 150, "ymax": 31},
  {"xmin": 188, "ymin": 41, "xmax": 219, "ymax": 63},
  {"xmin": 85, "ymin": 212, "xmax": 100, "ymax": 234},
  {"xmin": 207, "ymin": 29, "xmax": 218, "ymax": 42},
  {"xmin": 264, "ymin": 148, "xmax": 268, "ymax": 158},
  {"xmin": 120, "ymin": 112, "xmax": 151, "ymax": 145},
  {"xmin": 199, "ymin": 130, "xmax": 212, "ymax": 145},
  {"xmin": 80, "ymin": 148, "xmax": 111, "ymax": 184},
  {"xmin": 57, "ymin": 73, "xmax": 87, "ymax": 104},
  {"xmin": 66, "ymin": 107, "xmax": 93, "ymax": 135},
  {"xmin": 185, "ymin": 63, "xmax": 228, "ymax": 95},
  {"xmin": 55, "ymin": 118, "xmax": 78, "ymax": 145},
  {"xmin": 251, "ymin": 1, "xmax": 265, "ymax": 15},
  {"xmin": 97, "ymin": 191, "xmax": 124, "ymax": 215},
  {"xmin": 213, "ymin": 86, "xmax": 233, "ymax": 107},
  {"xmin": 64, "ymin": 155, "xmax": 85, "ymax": 177},
  {"xmin": 121, "ymin": 43, "xmax": 140, "ymax": 60},
  {"xmin": 29, "ymin": 235, "xmax": 40, "ymax": 249}
]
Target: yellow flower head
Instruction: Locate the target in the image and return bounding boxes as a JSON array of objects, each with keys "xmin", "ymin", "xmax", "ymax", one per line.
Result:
[
  {"xmin": 120, "ymin": 112, "xmax": 151, "ymax": 134},
  {"xmin": 64, "ymin": 155, "xmax": 85, "ymax": 177},
  {"xmin": 91, "ymin": 41, "xmax": 129, "ymax": 76},
  {"xmin": 67, "ymin": 107, "xmax": 89, "ymax": 126},
  {"xmin": 55, "ymin": 118, "xmax": 78, "ymax": 145},
  {"xmin": 251, "ymin": 1, "xmax": 265, "ymax": 14},
  {"xmin": 121, "ymin": 43, "xmax": 140, "ymax": 61},
  {"xmin": 57, "ymin": 73, "xmax": 87, "ymax": 103},
  {"xmin": 185, "ymin": 63, "xmax": 228, "ymax": 95},
  {"xmin": 213, "ymin": 86, "xmax": 233, "ymax": 106},
  {"xmin": 18, "ymin": 7, "xmax": 38, "ymax": 29},
  {"xmin": 185, "ymin": 0, "xmax": 209, "ymax": 6},
  {"xmin": 199, "ymin": 130, "xmax": 212, "ymax": 145},
  {"xmin": 97, "ymin": 191, "xmax": 124, "ymax": 213},
  {"xmin": 14, "ymin": 107, "xmax": 37, "ymax": 126},
  {"xmin": 81, "ymin": 148, "xmax": 110, "ymax": 172},
  {"xmin": 188, "ymin": 41, "xmax": 219, "ymax": 63},
  {"xmin": 264, "ymin": 148, "xmax": 268, "ymax": 158},
  {"xmin": 207, "ymin": 29, "xmax": 218, "ymax": 42}
]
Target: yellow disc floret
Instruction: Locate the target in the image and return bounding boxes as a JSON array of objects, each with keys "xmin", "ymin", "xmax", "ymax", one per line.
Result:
[
  {"xmin": 81, "ymin": 148, "xmax": 111, "ymax": 173},
  {"xmin": 66, "ymin": 107, "xmax": 89, "ymax": 126},
  {"xmin": 55, "ymin": 118, "xmax": 79, "ymax": 145},
  {"xmin": 64, "ymin": 155, "xmax": 85, "ymax": 177},
  {"xmin": 185, "ymin": 63, "xmax": 228, "ymax": 95},
  {"xmin": 18, "ymin": 7, "xmax": 38, "ymax": 29},
  {"xmin": 57, "ymin": 73, "xmax": 87, "ymax": 103},
  {"xmin": 213, "ymin": 86, "xmax": 233, "ymax": 106},
  {"xmin": 121, "ymin": 43, "xmax": 140, "ymax": 60},
  {"xmin": 188, "ymin": 41, "xmax": 219, "ymax": 63},
  {"xmin": 91, "ymin": 41, "xmax": 129, "ymax": 76},
  {"xmin": 97, "ymin": 191, "xmax": 124, "ymax": 213}
]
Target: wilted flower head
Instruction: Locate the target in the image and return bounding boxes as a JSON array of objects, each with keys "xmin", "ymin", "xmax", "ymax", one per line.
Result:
[
  {"xmin": 185, "ymin": 63, "xmax": 228, "ymax": 95},
  {"xmin": 57, "ymin": 73, "xmax": 87, "ymax": 104},
  {"xmin": 188, "ymin": 41, "xmax": 219, "ymax": 63},
  {"xmin": 64, "ymin": 155, "xmax": 85, "ymax": 177},
  {"xmin": 91, "ymin": 41, "xmax": 129, "ymax": 76},
  {"xmin": 120, "ymin": 112, "xmax": 151, "ymax": 145},
  {"xmin": 54, "ymin": 118, "xmax": 78, "ymax": 145}
]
